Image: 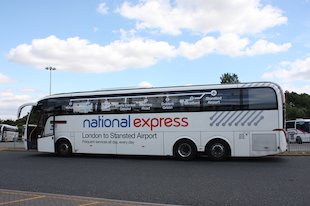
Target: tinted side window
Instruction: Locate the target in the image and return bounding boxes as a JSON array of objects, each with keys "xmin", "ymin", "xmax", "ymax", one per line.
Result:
[
  {"xmin": 286, "ymin": 122, "xmax": 295, "ymax": 129},
  {"xmin": 296, "ymin": 122, "xmax": 310, "ymax": 133},
  {"xmin": 40, "ymin": 87, "xmax": 278, "ymax": 114},
  {"xmin": 61, "ymin": 92, "xmax": 204, "ymax": 114},
  {"xmin": 42, "ymin": 98, "xmax": 71, "ymax": 113},
  {"xmin": 242, "ymin": 88, "xmax": 277, "ymax": 110},
  {"xmin": 203, "ymin": 89, "xmax": 241, "ymax": 111}
]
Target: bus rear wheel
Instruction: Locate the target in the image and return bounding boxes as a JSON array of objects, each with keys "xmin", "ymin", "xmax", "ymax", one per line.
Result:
[
  {"xmin": 206, "ymin": 139, "xmax": 230, "ymax": 161},
  {"xmin": 173, "ymin": 139, "xmax": 197, "ymax": 161},
  {"xmin": 56, "ymin": 139, "xmax": 72, "ymax": 157}
]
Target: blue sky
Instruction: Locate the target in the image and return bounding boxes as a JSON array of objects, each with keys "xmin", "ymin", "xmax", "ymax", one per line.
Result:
[{"xmin": 0, "ymin": 0, "xmax": 310, "ymax": 119}]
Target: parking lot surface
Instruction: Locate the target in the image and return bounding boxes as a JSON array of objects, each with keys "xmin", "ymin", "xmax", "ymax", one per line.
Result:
[
  {"xmin": 0, "ymin": 143, "xmax": 176, "ymax": 206},
  {"xmin": 1, "ymin": 143, "xmax": 310, "ymax": 205},
  {"xmin": 0, "ymin": 189, "xmax": 174, "ymax": 206}
]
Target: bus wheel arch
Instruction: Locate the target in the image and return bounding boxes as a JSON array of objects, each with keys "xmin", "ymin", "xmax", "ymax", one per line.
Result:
[
  {"xmin": 205, "ymin": 138, "xmax": 231, "ymax": 161},
  {"xmin": 56, "ymin": 138, "xmax": 72, "ymax": 157},
  {"xmin": 173, "ymin": 138, "xmax": 197, "ymax": 161}
]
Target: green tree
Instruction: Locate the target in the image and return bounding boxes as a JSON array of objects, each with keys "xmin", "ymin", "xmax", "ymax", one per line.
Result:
[
  {"xmin": 220, "ymin": 73, "xmax": 240, "ymax": 84},
  {"xmin": 0, "ymin": 119, "xmax": 15, "ymax": 125},
  {"xmin": 285, "ymin": 91, "xmax": 310, "ymax": 120}
]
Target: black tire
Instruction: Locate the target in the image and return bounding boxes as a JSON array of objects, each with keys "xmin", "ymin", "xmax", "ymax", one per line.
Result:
[
  {"xmin": 296, "ymin": 137, "xmax": 302, "ymax": 144},
  {"xmin": 56, "ymin": 139, "xmax": 72, "ymax": 157},
  {"xmin": 206, "ymin": 140, "xmax": 230, "ymax": 161},
  {"xmin": 173, "ymin": 139, "xmax": 197, "ymax": 161}
]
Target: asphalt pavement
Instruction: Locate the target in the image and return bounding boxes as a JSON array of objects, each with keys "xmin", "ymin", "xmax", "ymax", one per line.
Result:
[
  {"xmin": 0, "ymin": 142, "xmax": 176, "ymax": 206},
  {"xmin": 0, "ymin": 189, "xmax": 175, "ymax": 206},
  {"xmin": 1, "ymin": 149, "xmax": 310, "ymax": 205}
]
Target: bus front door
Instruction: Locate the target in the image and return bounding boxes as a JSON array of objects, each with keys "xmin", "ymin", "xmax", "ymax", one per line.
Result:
[
  {"xmin": 24, "ymin": 106, "xmax": 45, "ymax": 150},
  {"xmin": 37, "ymin": 135, "xmax": 55, "ymax": 152},
  {"xmin": 37, "ymin": 115, "xmax": 55, "ymax": 153}
]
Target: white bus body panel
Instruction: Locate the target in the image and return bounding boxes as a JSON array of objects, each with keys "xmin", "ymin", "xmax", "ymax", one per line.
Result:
[
  {"xmin": 38, "ymin": 135, "xmax": 55, "ymax": 152},
  {"xmin": 37, "ymin": 108, "xmax": 287, "ymax": 157},
  {"xmin": 233, "ymin": 131, "xmax": 250, "ymax": 156}
]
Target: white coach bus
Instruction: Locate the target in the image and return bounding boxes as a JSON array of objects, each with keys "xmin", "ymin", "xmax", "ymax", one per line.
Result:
[
  {"xmin": 17, "ymin": 82, "xmax": 287, "ymax": 160},
  {"xmin": 0, "ymin": 124, "xmax": 19, "ymax": 142}
]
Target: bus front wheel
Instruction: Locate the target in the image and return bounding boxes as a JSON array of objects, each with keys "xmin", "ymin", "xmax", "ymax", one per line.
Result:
[
  {"xmin": 56, "ymin": 139, "xmax": 72, "ymax": 157},
  {"xmin": 206, "ymin": 139, "xmax": 230, "ymax": 161},
  {"xmin": 173, "ymin": 139, "xmax": 197, "ymax": 161}
]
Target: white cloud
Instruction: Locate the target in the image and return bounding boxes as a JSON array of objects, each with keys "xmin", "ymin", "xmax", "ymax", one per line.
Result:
[
  {"xmin": 282, "ymin": 84, "xmax": 310, "ymax": 94},
  {"xmin": 138, "ymin": 81, "xmax": 153, "ymax": 88},
  {"xmin": 7, "ymin": 35, "xmax": 177, "ymax": 73},
  {"xmin": 178, "ymin": 34, "xmax": 291, "ymax": 59},
  {"xmin": 0, "ymin": 73, "xmax": 13, "ymax": 83},
  {"xmin": 118, "ymin": 29, "xmax": 137, "ymax": 41},
  {"xmin": 179, "ymin": 36, "xmax": 218, "ymax": 59},
  {"xmin": 244, "ymin": 40, "xmax": 291, "ymax": 56},
  {"xmin": 0, "ymin": 90, "xmax": 33, "ymax": 120},
  {"xmin": 263, "ymin": 57, "xmax": 310, "ymax": 81},
  {"xmin": 119, "ymin": 0, "xmax": 287, "ymax": 35},
  {"xmin": 7, "ymin": 35, "xmax": 291, "ymax": 72},
  {"xmin": 7, "ymin": 1, "xmax": 291, "ymax": 73},
  {"xmin": 20, "ymin": 87, "xmax": 38, "ymax": 93},
  {"xmin": 97, "ymin": 2, "xmax": 109, "ymax": 15}
]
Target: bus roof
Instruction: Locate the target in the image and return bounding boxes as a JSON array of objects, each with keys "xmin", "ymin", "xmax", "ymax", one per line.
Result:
[
  {"xmin": 0, "ymin": 124, "xmax": 18, "ymax": 129},
  {"xmin": 38, "ymin": 81, "xmax": 282, "ymax": 101},
  {"xmin": 287, "ymin": 119, "xmax": 310, "ymax": 122}
]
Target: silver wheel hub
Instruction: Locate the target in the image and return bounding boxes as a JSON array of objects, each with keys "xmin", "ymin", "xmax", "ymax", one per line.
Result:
[
  {"xmin": 211, "ymin": 143, "xmax": 225, "ymax": 158},
  {"xmin": 178, "ymin": 143, "xmax": 192, "ymax": 158},
  {"xmin": 61, "ymin": 144, "xmax": 69, "ymax": 151}
]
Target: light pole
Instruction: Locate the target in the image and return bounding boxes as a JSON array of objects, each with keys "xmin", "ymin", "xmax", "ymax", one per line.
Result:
[{"xmin": 45, "ymin": 67, "xmax": 56, "ymax": 95}]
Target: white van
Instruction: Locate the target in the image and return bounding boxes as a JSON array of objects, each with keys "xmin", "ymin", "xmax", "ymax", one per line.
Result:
[{"xmin": 286, "ymin": 119, "xmax": 310, "ymax": 144}]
